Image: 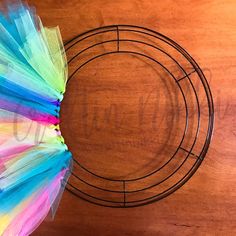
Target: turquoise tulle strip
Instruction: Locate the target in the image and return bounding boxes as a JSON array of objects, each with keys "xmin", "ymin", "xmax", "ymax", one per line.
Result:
[{"xmin": 0, "ymin": 1, "xmax": 72, "ymax": 235}]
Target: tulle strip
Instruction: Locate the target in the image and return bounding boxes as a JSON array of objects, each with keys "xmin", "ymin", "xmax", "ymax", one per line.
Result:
[{"xmin": 0, "ymin": 0, "xmax": 72, "ymax": 235}]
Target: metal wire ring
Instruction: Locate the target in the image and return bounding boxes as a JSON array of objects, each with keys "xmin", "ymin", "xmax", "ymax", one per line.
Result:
[{"xmin": 64, "ymin": 25, "xmax": 214, "ymax": 208}]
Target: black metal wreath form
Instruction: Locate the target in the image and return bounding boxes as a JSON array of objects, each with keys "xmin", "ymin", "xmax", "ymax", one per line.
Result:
[{"xmin": 64, "ymin": 25, "xmax": 214, "ymax": 208}]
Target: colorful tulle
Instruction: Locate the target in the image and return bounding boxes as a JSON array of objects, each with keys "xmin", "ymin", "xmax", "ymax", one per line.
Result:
[{"xmin": 0, "ymin": 1, "xmax": 72, "ymax": 235}]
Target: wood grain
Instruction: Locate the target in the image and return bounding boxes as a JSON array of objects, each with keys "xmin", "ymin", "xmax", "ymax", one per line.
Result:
[{"xmin": 25, "ymin": 0, "xmax": 236, "ymax": 235}]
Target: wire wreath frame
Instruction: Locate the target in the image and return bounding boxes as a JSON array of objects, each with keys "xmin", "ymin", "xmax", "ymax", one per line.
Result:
[{"xmin": 64, "ymin": 25, "xmax": 214, "ymax": 208}]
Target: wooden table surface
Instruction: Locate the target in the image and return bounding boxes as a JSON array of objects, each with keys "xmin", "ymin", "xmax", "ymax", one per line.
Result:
[{"xmin": 25, "ymin": 0, "xmax": 236, "ymax": 235}]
